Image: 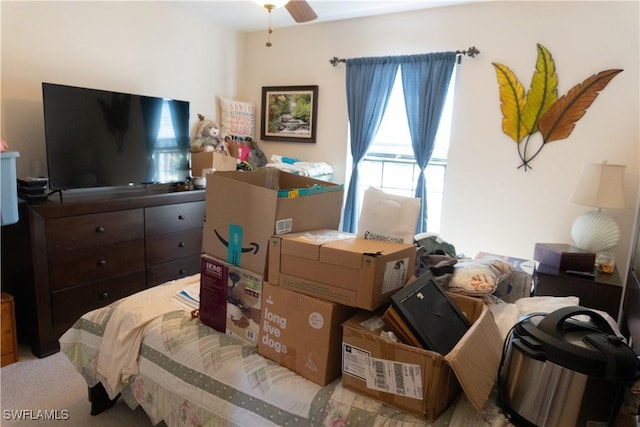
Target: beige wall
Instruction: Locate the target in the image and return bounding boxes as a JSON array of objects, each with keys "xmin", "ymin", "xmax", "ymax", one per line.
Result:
[
  {"xmin": 1, "ymin": 1, "xmax": 244, "ymax": 177},
  {"xmin": 241, "ymin": 1, "xmax": 640, "ymax": 277},
  {"xmin": 2, "ymin": 1, "xmax": 639, "ymax": 278}
]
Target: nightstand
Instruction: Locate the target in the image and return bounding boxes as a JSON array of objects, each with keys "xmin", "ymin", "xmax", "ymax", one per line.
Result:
[
  {"xmin": 533, "ymin": 267, "xmax": 623, "ymax": 319},
  {"xmin": 1, "ymin": 292, "xmax": 18, "ymax": 366}
]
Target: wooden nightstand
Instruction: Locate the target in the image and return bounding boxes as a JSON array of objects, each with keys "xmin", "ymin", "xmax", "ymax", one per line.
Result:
[
  {"xmin": 533, "ymin": 267, "xmax": 623, "ymax": 319},
  {"xmin": 1, "ymin": 292, "xmax": 18, "ymax": 366}
]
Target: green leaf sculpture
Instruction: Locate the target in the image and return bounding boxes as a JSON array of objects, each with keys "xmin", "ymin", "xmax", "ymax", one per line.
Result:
[{"xmin": 492, "ymin": 44, "xmax": 622, "ymax": 170}]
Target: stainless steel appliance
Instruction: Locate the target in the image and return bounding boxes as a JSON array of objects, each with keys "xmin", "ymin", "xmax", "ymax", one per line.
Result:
[{"xmin": 499, "ymin": 306, "xmax": 639, "ymax": 426}]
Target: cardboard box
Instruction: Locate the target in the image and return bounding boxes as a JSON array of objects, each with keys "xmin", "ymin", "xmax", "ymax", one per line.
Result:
[
  {"xmin": 267, "ymin": 229, "xmax": 355, "ymax": 283},
  {"xmin": 341, "ymin": 293, "xmax": 502, "ymax": 422},
  {"xmin": 269, "ymin": 230, "xmax": 416, "ymax": 310},
  {"xmin": 191, "ymin": 151, "xmax": 238, "ymax": 177},
  {"xmin": 199, "ymin": 254, "xmax": 263, "ymax": 346},
  {"xmin": 258, "ymin": 282, "xmax": 356, "ymax": 386},
  {"xmin": 202, "ymin": 168, "xmax": 344, "ymax": 275},
  {"xmin": 533, "ymin": 243, "xmax": 596, "ymax": 275}
]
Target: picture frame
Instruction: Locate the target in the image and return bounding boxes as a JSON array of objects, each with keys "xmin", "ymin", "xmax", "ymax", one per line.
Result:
[{"xmin": 260, "ymin": 85, "xmax": 318, "ymax": 143}]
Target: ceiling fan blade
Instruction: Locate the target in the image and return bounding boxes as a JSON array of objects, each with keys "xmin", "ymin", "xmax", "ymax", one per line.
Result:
[{"xmin": 285, "ymin": 0, "xmax": 317, "ymax": 23}]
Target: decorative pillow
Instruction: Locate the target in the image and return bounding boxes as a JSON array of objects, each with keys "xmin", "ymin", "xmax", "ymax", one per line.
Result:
[
  {"xmin": 447, "ymin": 259, "xmax": 513, "ymax": 296},
  {"xmin": 219, "ymin": 97, "xmax": 255, "ymax": 139}
]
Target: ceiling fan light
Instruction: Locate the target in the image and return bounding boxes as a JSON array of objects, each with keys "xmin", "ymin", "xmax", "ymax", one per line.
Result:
[{"xmin": 258, "ymin": 0, "xmax": 289, "ymax": 10}]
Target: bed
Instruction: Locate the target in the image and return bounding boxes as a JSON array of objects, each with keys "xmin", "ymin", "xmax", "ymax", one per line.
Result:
[
  {"xmin": 59, "ymin": 273, "xmax": 514, "ymax": 426},
  {"xmin": 58, "ymin": 265, "xmax": 640, "ymax": 426}
]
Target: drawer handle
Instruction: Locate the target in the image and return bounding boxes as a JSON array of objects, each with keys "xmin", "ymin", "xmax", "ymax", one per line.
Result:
[
  {"xmin": 98, "ymin": 259, "xmax": 107, "ymax": 266},
  {"xmin": 178, "ymin": 215, "xmax": 185, "ymax": 220},
  {"xmin": 178, "ymin": 242, "xmax": 185, "ymax": 248},
  {"xmin": 96, "ymin": 226, "xmax": 105, "ymax": 233},
  {"xmin": 100, "ymin": 292, "xmax": 109, "ymax": 300},
  {"xmin": 179, "ymin": 269, "xmax": 186, "ymax": 275}
]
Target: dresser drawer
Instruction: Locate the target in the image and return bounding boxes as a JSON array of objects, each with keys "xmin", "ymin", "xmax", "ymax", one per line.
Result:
[
  {"xmin": 146, "ymin": 255, "xmax": 201, "ymax": 287},
  {"xmin": 1, "ymin": 298, "xmax": 11, "ymax": 316},
  {"xmin": 46, "ymin": 209, "xmax": 144, "ymax": 252},
  {"xmin": 1, "ymin": 293, "xmax": 17, "ymax": 366},
  {"xmin": 145, "ymin": 201, "xmax": 205, "ymax": 236},
  {"xmin": 51, "ymin": 271, "xmax": 147, "ymax": 338},
  {"xmin": 146, "ymin": 228, "xmax": 203, "ymax": 265},
  {"xmin": 49, "ymin": 240, "xmax": 145, "ymax": 291},
  {"xmin": 1, "ymin": 313, "xmax": 14, "ymax": 354}
]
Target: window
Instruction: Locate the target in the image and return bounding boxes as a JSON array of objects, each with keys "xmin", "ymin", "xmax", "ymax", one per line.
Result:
[
  {"xmin": 357, "ymin": 68, "xmax": 456, "ymax": 234},
  {"xmin": 154, "ymin": 100, "xmax": 183, "ymax": 183}
]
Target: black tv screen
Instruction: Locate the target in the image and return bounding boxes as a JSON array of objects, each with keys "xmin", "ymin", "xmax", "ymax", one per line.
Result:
[{"xmin": 42, "ymin": 82, "xmax": 191, "ymax": 191}]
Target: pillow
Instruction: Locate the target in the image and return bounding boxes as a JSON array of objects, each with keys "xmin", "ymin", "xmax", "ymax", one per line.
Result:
[
  {"xmin": 447, "ymin": 259, "xmax": 513, "ymax": 296},
  {"xmin": 357, "ymin": 186, "xmax": 420, "ymax": 244},
  {"xmin": 219, "ymin": 97, "xmax": 255, "ymax": 139}
]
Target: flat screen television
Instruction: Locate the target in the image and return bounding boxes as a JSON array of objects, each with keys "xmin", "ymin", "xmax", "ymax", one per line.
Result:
[{"xmin": 42, "ymin": 82, "xmax": 191, "ymax": 191}]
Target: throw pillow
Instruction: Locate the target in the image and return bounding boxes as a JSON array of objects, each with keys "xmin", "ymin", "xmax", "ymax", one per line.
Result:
[{"xmin": 219, "ymin": 97, "xmax": 255, "ymax": 139}]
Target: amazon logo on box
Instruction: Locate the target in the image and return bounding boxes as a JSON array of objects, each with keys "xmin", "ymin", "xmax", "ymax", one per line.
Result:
[{"xmin": 202, "ymin": 168, "xmax": 344, "ymax": 276}]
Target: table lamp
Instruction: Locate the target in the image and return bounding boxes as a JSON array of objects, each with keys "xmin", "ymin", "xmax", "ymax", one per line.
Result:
[{"xmin": 569, "ymin": 162, "xmax": 626, "ymax": 253}]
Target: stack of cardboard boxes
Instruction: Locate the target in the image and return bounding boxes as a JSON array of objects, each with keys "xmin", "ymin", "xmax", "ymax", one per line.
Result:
[{"xmin": 198, "ymin": 168, "xmax": 502, "ymax": 422}]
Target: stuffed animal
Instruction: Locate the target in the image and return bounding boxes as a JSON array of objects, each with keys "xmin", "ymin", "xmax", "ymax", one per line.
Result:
[{"xmin": 190, "ymin": 114, "xmax": 230, "ymax": 155}]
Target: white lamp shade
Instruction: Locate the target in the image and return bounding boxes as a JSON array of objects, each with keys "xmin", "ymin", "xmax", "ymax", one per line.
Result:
[{"xmin": 569, "ymin": 163, "xmax": 626, "ymax": 209}]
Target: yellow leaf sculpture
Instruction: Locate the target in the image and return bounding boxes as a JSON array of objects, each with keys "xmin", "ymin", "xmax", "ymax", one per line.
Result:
[{"xmin": 492, "ymin": 44, "xmax": 622, "ymax": 170}]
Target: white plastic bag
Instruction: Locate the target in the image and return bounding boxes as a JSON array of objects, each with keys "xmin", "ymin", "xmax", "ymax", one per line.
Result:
[{"xmin": 356, "ymin": 187, "xmax": 420, "ymax": 244}]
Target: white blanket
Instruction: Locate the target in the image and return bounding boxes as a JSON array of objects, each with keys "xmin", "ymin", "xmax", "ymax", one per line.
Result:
[
  {"xmin": 267, "ymin": 155, "xmax": 333, "ymax": 177},
  {"xmin": 489, "ymin": 295, "xmax": 619, "ymax": 339},
  {"xmin": 96, "ymin": 275, "xmax": 200, "ymax": 398}
]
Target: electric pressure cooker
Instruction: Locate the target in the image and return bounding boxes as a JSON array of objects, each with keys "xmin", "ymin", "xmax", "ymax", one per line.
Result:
[{"xmin": 498, "ymin": 306, "xmax": 639, "ymax": 426}]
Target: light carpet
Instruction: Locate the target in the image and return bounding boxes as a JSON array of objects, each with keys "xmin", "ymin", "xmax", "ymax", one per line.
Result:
[{"xmin": 0, "ymin": 344, "xmax": 158, "ymax": 426}]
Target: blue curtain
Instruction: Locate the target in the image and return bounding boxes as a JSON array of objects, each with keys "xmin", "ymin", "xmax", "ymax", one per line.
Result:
[
  {"xmin": 400, "ymin": 52, "xmax": 456, "ymax": 233},
  {"xmin": 342, "ymin": 57, "xmax": 398, "ymax": 232}
]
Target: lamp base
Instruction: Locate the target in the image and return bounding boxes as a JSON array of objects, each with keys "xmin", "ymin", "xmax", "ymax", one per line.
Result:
[{"xmin": 571, "ymin": 209, "xmax": 620, "ymax": 253}]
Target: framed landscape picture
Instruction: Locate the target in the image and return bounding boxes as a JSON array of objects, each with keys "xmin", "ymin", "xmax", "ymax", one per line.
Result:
[{"xmin": 260, "ymin": 85, "xmax": 318, "ymax": 143}]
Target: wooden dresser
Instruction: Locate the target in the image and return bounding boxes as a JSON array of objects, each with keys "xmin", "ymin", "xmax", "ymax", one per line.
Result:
[
  {"xmin": 1, "ymin": 189, "xmax": 205, "ymax": 357},
  {"xmin": 1, "ymin": 293, "xmax": 18, "ymax": 366}
]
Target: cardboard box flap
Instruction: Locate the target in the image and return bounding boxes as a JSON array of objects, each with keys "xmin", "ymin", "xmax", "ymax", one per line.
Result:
[
  {"xmin": 444, "ymin": 306, "xmax": 502, "ymax": 412},
  {"xmin": 214, "ymin": 168, "xmax": 343, "ymax": 195},
  {"xmin": 207, "ymin": 172, "xmax": 279, "ymax": 229},
  {"xmin": 275, "ymin": 169, "xmax": 343, "ymax": 196}
]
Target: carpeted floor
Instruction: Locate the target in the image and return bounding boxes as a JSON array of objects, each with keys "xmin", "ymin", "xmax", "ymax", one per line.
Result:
[{"xmin": 0, "ymin": 344, "xmax": 158, "ymax": 426}]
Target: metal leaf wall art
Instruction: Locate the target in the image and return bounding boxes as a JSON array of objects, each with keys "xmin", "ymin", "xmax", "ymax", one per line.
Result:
[{"xmin": 492, "ymin": 44, "xmax": 622, "ymax": 170}]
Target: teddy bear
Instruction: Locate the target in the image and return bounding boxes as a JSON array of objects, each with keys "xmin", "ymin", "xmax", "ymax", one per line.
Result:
[{"xmin": 190, "ymin": 114, "xmax": 230, "ymax": 155}]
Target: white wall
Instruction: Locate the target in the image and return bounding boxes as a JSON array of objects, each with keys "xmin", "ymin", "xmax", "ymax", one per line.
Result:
[
  {"xmin": 2, "ymin": 1, "xmax": 638, "ymax": 278},
  {"xmin": 241, "ymin": 1, "xmax": 639, "ymax": 277}
]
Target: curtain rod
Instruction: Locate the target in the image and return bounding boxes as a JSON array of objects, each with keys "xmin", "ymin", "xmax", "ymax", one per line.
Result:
[{"xmin": 329, "ymin": 46, "xmax": 480, "ymax": 67}]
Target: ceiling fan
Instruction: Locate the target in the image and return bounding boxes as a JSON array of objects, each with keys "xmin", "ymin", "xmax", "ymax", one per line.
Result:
[{"xmin": 261, "ymin": 1, "xmax": 318, "ymax": 47}]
